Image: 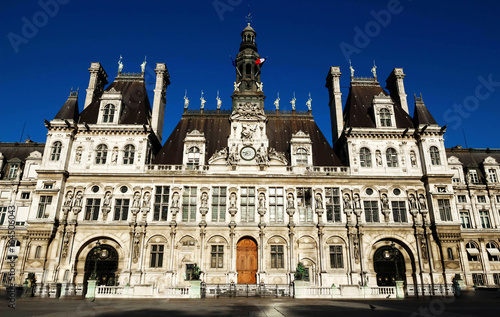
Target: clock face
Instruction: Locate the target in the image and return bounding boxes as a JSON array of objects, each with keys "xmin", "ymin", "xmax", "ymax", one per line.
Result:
[{"xmin": 240, "ymin": 146, "xmax": 256, "ymax": 161}]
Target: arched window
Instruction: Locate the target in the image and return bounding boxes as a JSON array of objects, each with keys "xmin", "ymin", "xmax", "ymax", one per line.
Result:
[
  {"xmin": 123, "ymin": 145, "xmax": 135, "ymax": 164},
  {"xmin": 465, "ymin": 241, "xmax": 479, "ymax": 261},
  {"xmin": 359, "ymin": 147, "xmax": 372, "ymax": 167},
  {"xmin": 386, "ymin": 148, "xmax": 398, "ymax": 167},
  {"xmin": 95, "ymin": 144, "xmax": 108, "ymax": 164},
  {"xmin": 447, "ymin": 247, "xmax": 454, "ymax": 260},
  {"xmin": 50, "ymin": 141, "xmax": 62, "ymax": 161},
  {"xmin": 379, "ymin": 108, "xmax": 392, "ymax": 127},
  {"xmin": 296, "ymin": 148, "xmax": 309, "ymax": 165},
  {"xmin": 35, "ymin": 246, "xmax": 41, "ymax": 259},
  {"xmin": 187, "ymin": 146, "xmax": 200, "ymax": 170},
  {"xmin": 486, "ymin": 242, "xmax": 500, "ymax": 261},
  {"xmin": 245, "ymin": 64, "xmax": 252, "ymax": 79},
  {"xmin": 103, "ymin": 104, "xmax": 115, "ymax": 123},
  {"xmin": 430, "ymin": 146, "xmax": 441, "ymax": 165}
]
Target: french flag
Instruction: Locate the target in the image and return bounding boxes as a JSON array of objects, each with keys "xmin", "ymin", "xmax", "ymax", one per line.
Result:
[{"xmin": 255, "ymin": 58, "xmax": 266, "ymax": 65}]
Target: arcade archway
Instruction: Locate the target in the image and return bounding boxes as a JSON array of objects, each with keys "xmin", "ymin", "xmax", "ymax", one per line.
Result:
[
  {"xmin": 84, "ymin": 243, "xmax": 119, "ymax": 287},
  {"xmin": 374, "ymin": 245, "xmax": 406, "ymax": 286},
  {"xmin": 237, "ymin": 237, "xmax": 257, "ymax": 284}
]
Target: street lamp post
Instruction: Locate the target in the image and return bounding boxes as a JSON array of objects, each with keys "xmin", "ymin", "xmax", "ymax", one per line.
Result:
[
  {"xmin": 89, "ymin": 240, "xmax": 102, "ymax": 280},
  {"xmin": 390, "ymin": 242, "xmax": 399, "ymax": 281}
]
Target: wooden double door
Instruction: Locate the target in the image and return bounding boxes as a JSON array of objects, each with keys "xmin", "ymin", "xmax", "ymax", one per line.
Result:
[{"xmin": 237, "ymin": 238, "xmax": 257, "ymax": 284}]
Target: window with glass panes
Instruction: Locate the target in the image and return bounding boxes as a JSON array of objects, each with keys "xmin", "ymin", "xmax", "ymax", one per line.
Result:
[
  {"xmin": 477, "ymin": 195, "xmax": 486, "ymax": 203},
  {"xmin": 486, "ymin": 242, "xmax": 499, "ymax": 261},
  {"xmin": 182, "ymin": 187, "xmax": 197, "ymax": 222},
  {"xmin": 271, "ymin": 245, "xmax": 284, "ymax": 268},
  {"xmin": 150, "ymin": 245, "xmax": 164, "ymax": 268},
  {"xmin": 240, "ymin": 187, "xmax": 255, "ymax": 222},
  {"xmin": 269, "ymin": 187, "xmax": 284, "ymax": 223},
  {"xmin": 37, "ymin": 195, "xmax": 52, "ymax": 218},
  {"xmin": 489, "ymin": 169, "xmax": 498, "ymax": 183},
  {"xmin": 469, "ymin": 170, "xmax": 479, "ymax": 183},
  {"xmin": 379, "ymin": 109, "xmax": 392, "ymax": 126},
  {"xmin": 8, "ymin": 164, "xmax": 18, "ymax": 179},
  {"xmin": 457, "ymin": 195, "xmax": 467, "ymax": 203},
  {"xmin": 330, "ymin": 245, "xmax": 344, "ymax": 268},
  {"xmin": 297, "ymin": 187, "xmax": 313, "ymax": 223},
  {"xmin": 480, "ymin": 210, "xmax": 491, "ymax": 228},
  {"xmin": 460, "ymin": 211, "xmax": 471, "ymax": 228},
  {"xmin": 211, "ymin": 187, "xmax": 226, "ymax": 222},
  {"xmin": 429, "ymin": 146, "xmax": 441, "ymax": 165},
  {"xmin": 391, "ymin": 201, "xmax": 407, "ymax": 222},
  {"xmin": 466, "ymin": 242, "xmax": 479, "ymax": 261},
  {"xmin": 123, "ymin": 145, "xmax": 135, "ymax": 164},
  {"xmin": 494, "ymin": 273, "xmax": 500, "ymax": 285},
  {"xmin": 325, "ymin": 188, "xmax": 341, "ymax": 222},
  {"xmin": 0, "ymin": 207, "xmax": 6, "ymax": 225},
  {"xmin": 364, "ymin": 201, "xmax": 379, "ymax": 222},
  {"xmin": 386, "ymin": 148, "xmax": 398, "ymax": 167},
  {"xmin": 438, "ymin": 199, "xmax": 452, "ymax": 221},
  {"xmin": 50, "ymin": 141, "xmax": 62, "ymax": 161},
  {"xmin": 359, "ymin": 147, "xmax": 372, "ymax": 167},
  {"xmin": 84, "ymin": 198, "xmax": 100, "ymax": 220},
  {"xmin": 472, "ymin": 273, "xmax": 485, "ymax": 286},
  {"xmin": 114, "ymin": 199, "xmax": 129, "ymax": 221},
  {"xmin": 210, "ymin": 245, "xmax": 224, "ymax": 268},
  {"xmin": 154, "ymin": 186, "xmax": 169, "ymax": 221}
]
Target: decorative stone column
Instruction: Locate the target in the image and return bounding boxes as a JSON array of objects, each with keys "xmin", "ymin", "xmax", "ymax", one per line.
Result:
[
  {"xmin": 286, "ymin": 188, "xmax": 296, "ymax": 283},
  {"xmin": 257, "ymin": 188, "xmax": 267, "ymax": 283}
]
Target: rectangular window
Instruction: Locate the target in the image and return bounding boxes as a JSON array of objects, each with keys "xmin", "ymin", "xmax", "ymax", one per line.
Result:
[
  {"xmin": 329, "ymin": 245, "xmax": 344, "ymax": 269},
  {"xmin": 240, "ymin": 187, "xmax": 255, "ymax": 222},
  {"xmin": 297, "ymin": 187, "xmax": 313, "ymax": 223},
  {"xmin": 211, "ymin": 187, "xmax": 226, "ymax": 222},
  {"xmin": 0, "ymin": 207, "xmax": 6, "ymax": 225},
  {"xmin": 489, "ymin": 169, "xmax": 498, "ymax": 183},
  {"xmin": 496, "ymin": 195, "xmax": 500, "ymax": 204},
  {"xmin": 21, "ymin": 192, "xmax": 30, "ymax": 200},
  {"xmin": 269, "ymin": 187, "xmax": 284, "ymax": 223},
  {"xmin": 460, "ymin": 211, "xmax": 471, "ymax": 229},
  {"xmin": 438, "ymin": 199, "xmax": 452, "ymax": 221},
  {"xmin": 154, "ymin": 186, "xmax": 169, "ymax": 221},
  {"xmin": 457, "ymin": 195, "xmax": 467, "ymax": 203},
  {"xmin": 84, "ymin": 198, "xmax": 100, "ymax": 221},
  {"xmin": 325, "ymin": 188, "xmax": 341, "ymax": 223},
  {"xmin": 210, "ymin": 245, "xmax": 224, "ymax": 268},
  {"xmin": 469, "ymin": 170, "xmax": 479, "ymax": 184},
  {"xmin": 480, "ymin": 210, "xmax": 491, "ymax": 228},
  {"xmin": 43, "ymin": 183, "xmax": 54, "ymax": 189},
  {"xmin": 114, "ymin": 199, "xmax": 129, "ymax": 221},
  {"xmin": 494, "ymin": 273, "xmax": 500, "ymax": 285},
  {"xmin": 364, "ymin": 201, "xmax": 379, "ymax": 222},
  {"xmin": 477, "ymin": 195, "xmax": 486, "ymax": 203},
  {"xmin": 8, "ymin": 164, "xmax": 18, "ymax": 179},
  {"xmin": 472, "ymin": 273, "xmax": 485, "ymax": 286},
  {"xmin": 271, "ymin": 245, "xmax": 284, "ymax": 269},
  {"xmin": 185, "ymin": 264, "xmax": 195, "ymax": 281},
  {"xmin": 391, "ymin": 201, "xmax": 407, "ymax": 223},
  {"xmin": 182, "ymin": 187, "xmax": 197, "ymax": 222},
  {"xmin": 150, "ymin": 244, "xmax": 164, "ymax": 268},
  {"xmin": 37, "ymin": 195, "xmax": 52, "ymax": 218}
]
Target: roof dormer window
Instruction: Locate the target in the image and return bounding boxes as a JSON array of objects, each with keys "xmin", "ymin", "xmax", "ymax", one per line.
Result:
[
  {"xmin": 103, "ymin": 104, "xmax": 115, "ymax": 123},
  {"xmin": 379, "ymin": 109, "xmax": 392, "ymax": 127}
]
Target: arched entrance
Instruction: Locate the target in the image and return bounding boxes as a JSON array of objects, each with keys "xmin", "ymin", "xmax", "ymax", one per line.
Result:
[
  {"xmin": 237, "ymin": 237, "xmax": 257, "ymax": 284},
  {"xmin": 84, "ymin": 243, "xmax": 119, "ymax": 287},
  {"xmin": 374, "ymin": 245, "xmax": 406, "ymax": 286}
]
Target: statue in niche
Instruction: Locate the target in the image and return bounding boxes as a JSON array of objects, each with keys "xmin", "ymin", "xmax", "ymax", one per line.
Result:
[
  {"xmin": 258, "ymin": 193, "xmax": 266, "ymax": 209},
  {"xmin": 343, "ymin": 193, "xmax": 352, "ymax": 209},
  {"xmin": 409, "ymin": 194, "xmax": 418, "ymax": 210},
  {"xmin": 111, "ymin": 148, "xmax": 118, "ymax": 164},
  {"xmin": 201, "ymin": 192, "xmax": 208, "ymax": 208},
  {"xmin": 133, "ymin": 233, "xmax": 140, "ymax": 262},
  {"xmin": 74, "ymin": 191, "xmax": 83, "ymax": 207},
  {"xmin": 353, "ymin": 235, "xmax": 360, "ymax": 261},
  {"xmin": 171, "ymin": 192, "xmax": 180, "ymax": 208},
  {"xmin": 381, "ymin": 194, "xmax": 390, "ymax": 210},
  {"xmin": 142, "ymin": 192, "xmax": 151, "ymax": 208},
  {"xmin": 376, "ymin": 150, "xmax": 382, "ymax": 166},
  {"xmin": 132, "ymin": 191, "xmax": 141, "ymax": 208},
  {"xmin": 421, "ymin": 240, "xmax": 428, "ymax": 260},
  {"xmin": 353, "ymin": 193, "xmax": 361, "ymax": 209},
  {"xmin": 64, "ymin": 191, "xmax": 73, "ymax": 207},
  {"xmin": 315, "ymin": 193, "xmax": 323, "ymax": 209},
  {"xmin": 103, "ymin": 191, "xmax": 112, "ymax": 207},
  {"xmin": 229, "ymin": 193, "xmax": 237, "ymax": 208},
  {"xmin": 75, "ymin": 147, "xmax": 82, "ymax": 163},
  {"xmin": 418, "ymin": 194, "xmax": 427, "ymax": 210},
  {"xmin": 410, "ymin": 151, "xmax": 417, "ymax": 167},
  {"xmin": 287, "ymin": 193, "xmax": 295, "ymax": 209}
]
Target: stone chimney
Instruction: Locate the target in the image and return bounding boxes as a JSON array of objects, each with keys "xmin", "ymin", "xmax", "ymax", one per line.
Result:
[
  {"xmin": 84, "ymin": 63, "xmax": 108, "ymax": 109},
  {"xmin": 386, "ymin": 68, "xmax": 408, "ymax": 113},
  {"xmin": 325, "ymin": 66, "xmax": 343, "ymax": 145},
  {"xmin": 151, "ymin": 63, "xmax": 170, "ymax": 143}
]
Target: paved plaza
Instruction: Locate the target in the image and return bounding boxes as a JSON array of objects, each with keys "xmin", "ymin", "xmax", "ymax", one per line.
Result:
[{"xmin": 2, "ymin": 291, "xmax": 500, "ymax": 317}]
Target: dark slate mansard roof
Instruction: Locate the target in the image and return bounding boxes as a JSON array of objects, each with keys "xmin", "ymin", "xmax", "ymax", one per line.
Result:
[
  {"xmin": 153, "ymin": 111, "xmax": 342, "ymax": 166},
  {"xmin": 0, "ymin": 142, "xmax": 45, "ymax": 180},
  {"xmin": 446, "ymin": 147, "xmax": 500, "ymax": 184}
]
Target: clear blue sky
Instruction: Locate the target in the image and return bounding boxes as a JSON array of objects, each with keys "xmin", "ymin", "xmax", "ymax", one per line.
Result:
[{"xmin": 1, "ymin": 0, "xmax": 499, "ymax": 149}]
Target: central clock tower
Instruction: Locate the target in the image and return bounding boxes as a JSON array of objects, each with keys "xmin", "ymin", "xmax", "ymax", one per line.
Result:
[{"xmin": 226, "ymin": 22, "xmax": 269, "ymax": 167}]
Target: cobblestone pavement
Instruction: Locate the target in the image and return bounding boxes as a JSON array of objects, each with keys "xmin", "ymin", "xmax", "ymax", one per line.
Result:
[{"xmin": 2, "ymin": 290, "xmax": 500, "ymax": 317}]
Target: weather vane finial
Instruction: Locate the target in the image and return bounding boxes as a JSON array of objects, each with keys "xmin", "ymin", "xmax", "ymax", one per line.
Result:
[{"xmin": 246, "ymin": 7, "xmax": 252, "ymax": 26}]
